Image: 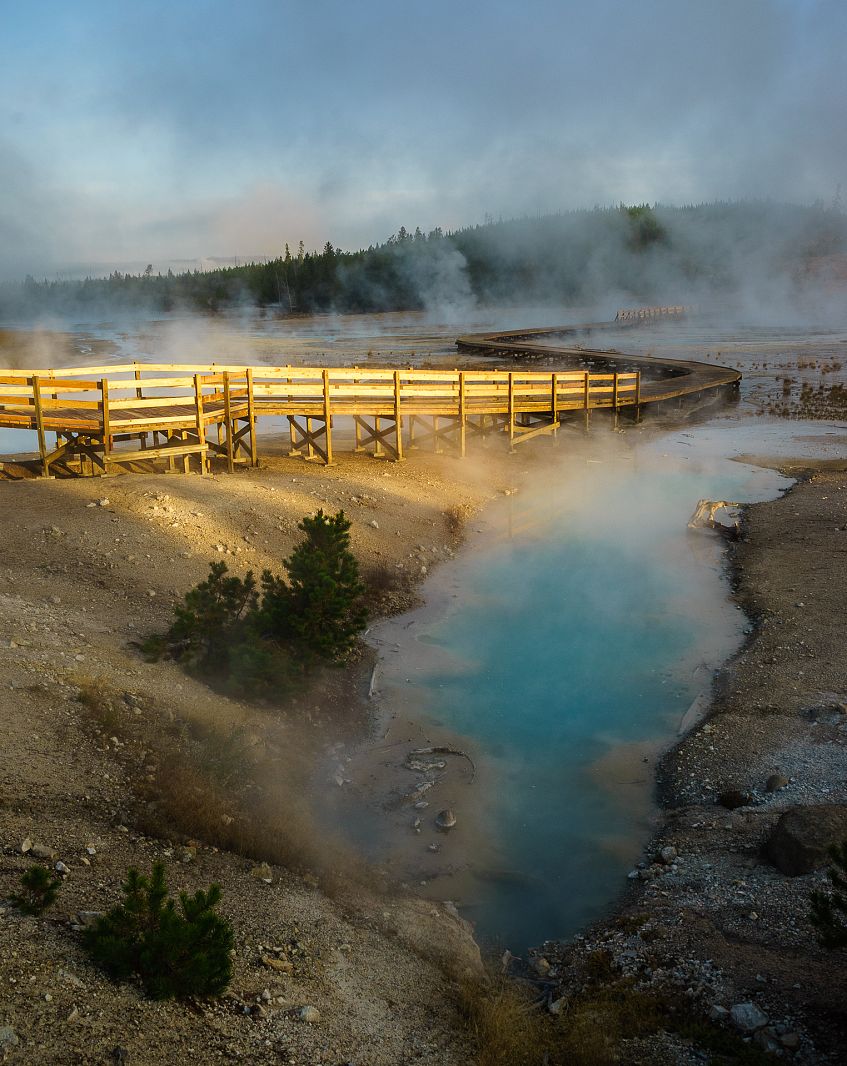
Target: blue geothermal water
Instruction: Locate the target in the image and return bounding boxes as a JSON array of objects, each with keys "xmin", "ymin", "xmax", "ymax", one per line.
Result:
[{"xmin": 375, "ymin": 420, "xmax": 847, "ymax": 950}]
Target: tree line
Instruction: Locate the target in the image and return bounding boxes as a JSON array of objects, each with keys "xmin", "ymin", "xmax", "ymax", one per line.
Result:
[{"xmin": 3, "ymin": 201, "xmax": 845, "ymax": 317}]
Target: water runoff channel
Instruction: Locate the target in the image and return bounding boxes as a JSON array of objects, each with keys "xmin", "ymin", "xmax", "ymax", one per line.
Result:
[{"xmin": 345, "ymin": 416, "xmax": 847, "ymax": 952}]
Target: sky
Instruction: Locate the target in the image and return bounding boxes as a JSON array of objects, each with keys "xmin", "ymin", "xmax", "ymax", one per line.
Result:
[{"xmin": 1, "ymin": 0, "xmax": 845, "ymax": 280}]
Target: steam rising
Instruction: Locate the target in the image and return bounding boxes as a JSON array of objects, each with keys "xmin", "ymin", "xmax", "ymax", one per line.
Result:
[{"xmin": 2, "ymin": 2, "xmax": 846, "ymax": 285}]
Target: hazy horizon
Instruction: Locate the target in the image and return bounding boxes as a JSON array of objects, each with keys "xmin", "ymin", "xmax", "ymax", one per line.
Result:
[{"xmin": 2, "ymin": 1, "xmax": 846, "ymax": 282}]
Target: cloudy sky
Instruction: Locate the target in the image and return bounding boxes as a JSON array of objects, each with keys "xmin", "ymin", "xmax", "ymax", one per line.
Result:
[{"xmin": 1, "ymin": 0, "xmax": 845, "ymax": 279}]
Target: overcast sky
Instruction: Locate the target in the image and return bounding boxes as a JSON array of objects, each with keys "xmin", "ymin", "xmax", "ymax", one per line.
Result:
[{"xmin": 1, "ymin": 0, "xmax": 845, "ymax": 279}]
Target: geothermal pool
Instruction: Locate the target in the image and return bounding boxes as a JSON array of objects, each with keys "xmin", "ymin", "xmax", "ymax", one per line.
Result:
[{"xmin": 366, "ymin": 418, "xmax": 847, "ymax": 950}]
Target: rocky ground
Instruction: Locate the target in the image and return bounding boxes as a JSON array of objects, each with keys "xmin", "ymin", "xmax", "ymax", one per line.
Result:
[
  {"xmin": 537, "ymin": 463, "xmax": 847, "ymax": 1063},
  {"xmin": 0, "ymin": 443, "xmax": 527, "ymax": 1065},
  {"xmin": 4, "ymin": 317, "xmax": 847, "ymax": 1062}
]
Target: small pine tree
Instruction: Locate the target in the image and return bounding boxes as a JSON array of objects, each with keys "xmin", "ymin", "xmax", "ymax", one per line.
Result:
[
  {"xmin": 83, "ymin": 863, "xmax": 234, "ymax": 999},
  {"xmin": 263, "ymin": 509, "xmax": 367, "ymax": 661},
  {"xmin": 153, "ymin": 561, "xmax": 258, "ymax": 669},
  {"xmin": 810, "ymin": 840, "xmax": 847, "ymax": 949},
  {"xmin": 11, "ymin": 865, "xmax": 61, "ymax": 915}
]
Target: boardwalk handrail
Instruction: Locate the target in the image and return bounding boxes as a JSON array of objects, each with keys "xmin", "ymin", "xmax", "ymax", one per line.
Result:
[
  {"xmin": 0, "ymin": 310, "xmax": 742, "ymax": 479},
  {"xmin": 0, "ymin": 361, "xmax": 642, "ymax": 476}
]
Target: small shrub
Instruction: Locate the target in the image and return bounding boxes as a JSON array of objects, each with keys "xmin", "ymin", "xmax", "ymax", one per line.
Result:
[
  {"xmin": 264, "ymin": 509, "xmax": 367, "ymax": 662},
  {"xmin": 11, "ymin": 865, "xmax": 61, "ymax": 915},
  {"xmin": 146, "ymin": 510, "xmax": 368, "ymax": 700},
  {"xmin": 83, "ymin": 862, "xmax": 234, "ymax": 999},
  {"xmin": 155, "ymin": 561, "xmax": 258, "ymax": 669},
  {"xmin": 810, "ymin": 839, "xmax": 847, "ymax": 949}
]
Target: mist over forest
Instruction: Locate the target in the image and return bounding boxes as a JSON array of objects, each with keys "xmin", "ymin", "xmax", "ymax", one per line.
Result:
[{"xmin": 3, "ymin": 201, "xmax": 846, "ymax": 321}]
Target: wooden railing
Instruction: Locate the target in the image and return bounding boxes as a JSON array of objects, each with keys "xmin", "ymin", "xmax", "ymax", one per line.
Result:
[{"xmin": 0, "ymin": 362, "xmax": 641, "ymax": 476}]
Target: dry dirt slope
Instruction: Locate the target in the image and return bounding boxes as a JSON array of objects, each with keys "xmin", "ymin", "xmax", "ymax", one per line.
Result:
[{"xmin": 0, "ymin": 451, "xmax": 509, "ymax": 1065}]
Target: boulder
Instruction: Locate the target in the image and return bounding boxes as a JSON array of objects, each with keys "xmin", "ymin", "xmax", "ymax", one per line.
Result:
[
  {"xmin": 764, "ymin": 804, "xmax": 847, "ymax": 875},
  {"xmin": 766, "ymin": 773, "xmax": 789, "ymax": 793},
  {"xmin": 730, "ymin": 1001, "xmax": 769, "ymax": 1032}
]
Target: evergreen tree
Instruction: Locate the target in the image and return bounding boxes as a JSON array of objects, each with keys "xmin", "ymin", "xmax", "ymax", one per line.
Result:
[
  {"xmin": 262, "ymin": 509, "xmax": 366, "ymax": 661},
  {"xmin": 83, "ymin": 863, "xmax": 234, "ymax": 1000},
  {"xmin": 11, "ymin": 865, "xmax": 61, "ymax": 915}
]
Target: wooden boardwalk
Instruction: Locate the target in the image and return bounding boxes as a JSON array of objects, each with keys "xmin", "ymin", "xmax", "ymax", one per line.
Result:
[{"xmin": 0, "ymin": 319, "xmax": 740, "ymax": 478}]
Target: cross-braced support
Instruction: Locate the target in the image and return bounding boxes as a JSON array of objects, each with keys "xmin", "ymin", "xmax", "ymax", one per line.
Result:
[
  {"xmin": 287, "ymin": 415, "xmax": 333, "ymax": 464},
  {"xmin": 352, "ymin": 415, "xmax": 403, "ymax": 461}
]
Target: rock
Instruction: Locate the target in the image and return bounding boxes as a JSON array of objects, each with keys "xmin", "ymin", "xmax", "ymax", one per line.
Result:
[
  {"xmin": 435, "ymin": 809, "xmax": 457, "ymax": 831},
  {"xmin": 753, "ymin": 1027, "xmax": 782, "ymax": 1054},
  {"xmin": 369, "ymin": 520, "xmax": 379, "ymax": 529},
  {"xmin": 0, "ymin": 1027, "xmax": 19, "ymax": 1053},
  {"xmin": 718, "ymin": 789, "xmax": 752, "ymax": 810},
  {"xmin": 261, "ymin": 955, "xmax": 293, "ymax": 973},
  {"xmin": 298, "ymin": 1005, "xmax": 320, "ymax": 1024},
  {"xmin": 764, "ymin": 804, "xmax": 847, "ymax": 875},
  {"xmin": 532, "ymin": 956, "xmax": 551, "ymax": 976},
  {"xmin": 30, "ymin": 844, "xmax": 56, "ymax": 860},
  {"xmin": 55, "ymin": 861, "xmax": 70, "ymax": 876},
  {"xmin": 730, "ymin": 1001, "xmax": 769, "ymax": 1032},
  {"xmin": 20, "ymin": 838, "xmax": 32, "ymax": 854},
  {"xmin": 250, "ymin": 862, "xmax": 273, "ymax": 884},
  {"xmin": 709, "ymin": 1004, "xmax": 729, "ymax": 1022},
  {"xmin": 659, "ymin": 845, "xmax": 678, "ymax": 864},
  {"xmin": 780, "ymin": 1031, "xmax": 801, "ymax": 1051},
  {"xmin": 766, "ymin": 773, "xmax": 789, "ymax": 793},
  {"xmin": 427, "ymin": 843, "xmax": 440, "ymax": 853},
  {"xmin": 111, "ymin": 1045, "xmax": 129, "ymax": 1063}
]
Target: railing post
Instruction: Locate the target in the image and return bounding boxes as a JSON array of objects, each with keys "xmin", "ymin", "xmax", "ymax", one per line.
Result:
[
  {"xmin": 322, "ymin": 368, "xmax": 333, "ymax": 465},
  {"xmin": 458, "ymin": 371, "xmax": 466, "ymax": 457},
  {"xmin": 612, "ymin": 372, "xmax": 619, "ymax": 429},
  {"xmin": 193, "ymin": 374, "xmax": 207, "ymax": 472},
  {"xmin": 635, "ymin": 371, "xmax": 642, "ymax": 423},
  {"xmin": 508, "ymin": 372, "xmax": 515, "ymax": 448},
  {"xmin": 223, "ymin": 371, "xmax": 234, "ymax": 472},
  {"xmin": 551, "ymin": 372, "xmax": 559, "ymax": 437},
  {"xmin": 393, "ymin": 370, "xmax": 404, "ymax": 461},
  {"xmin": 246, "ymin": 368, "xmax": 258, "ymax": 466},
  {"xmin": 32, "ymin": 375, "xmax": 49, "ymax": 477},
  {"xmin": 583, "ymin": 371, "xmax": 590, "ymax": 432},
  {"xmin": 101, "ymin": 378, "xmax": 112, "ymax": 471}
]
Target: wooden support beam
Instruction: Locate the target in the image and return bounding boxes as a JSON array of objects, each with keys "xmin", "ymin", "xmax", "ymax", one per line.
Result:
[
  {"xmin": 322, "ymin": 368, "xmax": 333, "ymax": 465},
  {"xmin": 635, "ymin": 370, "xmax": 642, "ymax": 423},
  {"xmin": 193, "ymin": 374, "xmax": 207, "ymax": 472},
  {"xmin": 32, "ymin": 375, "xmax": 50, "ymax": 477},
  {"xmin": 100, "ymin": 378, "xmax": 112, "ymax": 471},
  {"xmin": 458, "ymin": 371, "xmax": 466, "ymax": 457},
  {"xmin": 223, "ymin": 372, "xmax": 234, "ymax": 472},
  {"xmin": 508, "ymin": 372, "xmax": 516, "ymax": 448},
  {"xmin": 246, "ymin": 368, "xmax": 258, "ymax": 467},
  {"xmin": 393, "ymin": 370, "xmax": 404, "ymax": 461}
]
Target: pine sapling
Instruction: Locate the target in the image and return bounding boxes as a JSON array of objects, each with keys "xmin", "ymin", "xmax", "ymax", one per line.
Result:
[
  {"xmin": 11, "ymin": 865, "xmax": 61, "ymax": 915},
  {"xmin": 83, "ymin": 862, "xmax": 234, "ymax": 999}
]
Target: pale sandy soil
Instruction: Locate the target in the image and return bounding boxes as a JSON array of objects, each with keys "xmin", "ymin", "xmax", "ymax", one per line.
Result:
[
  {"xmin": 4, "ymin": 315, "xmax": 847, "ymax": 1064},
  {"xmin": 0, "ymin": 439, "xmax": 529, "ymax": 1065}
]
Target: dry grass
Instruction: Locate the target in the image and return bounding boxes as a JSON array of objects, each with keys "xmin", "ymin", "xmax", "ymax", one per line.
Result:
[
  {"xmin": 71, "ymin": 672, "xmax": 377, "ymax": 896},
  {"xmin": 459, "ymin": 974, "xmax": 558, "ymax": 1066},
  {"xmin": 457, "ymin": 958, "xmax": 776, "ymax": 1066}
]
